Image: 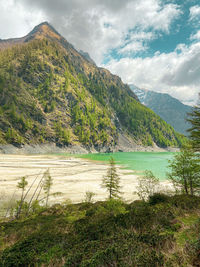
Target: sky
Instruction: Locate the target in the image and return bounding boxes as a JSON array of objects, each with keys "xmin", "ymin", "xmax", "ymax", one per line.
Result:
[{"xmin": 0, "ymin": 0, "xmax": 200, "ymax": 105}]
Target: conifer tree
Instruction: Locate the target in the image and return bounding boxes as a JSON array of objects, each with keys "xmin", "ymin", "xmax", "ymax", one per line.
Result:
[
  {"xmin": 187, "ymin": 95, "xmax": 200, "ymax": 151},
  {"xmin": 102, "ymin": 157, "xmax": 121, "ymax": 199},
  {"xmin": 16, "ymin": 176, "xmax": 28, "ymax": 218},
  {"xmin": 43, "ymin": 169, "xmax": 53, "ymax": 207}
]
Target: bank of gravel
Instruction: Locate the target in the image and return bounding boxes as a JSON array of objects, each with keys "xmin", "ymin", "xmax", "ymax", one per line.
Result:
[{"xmin": 0, "ymin": 143, "xmax": 179, "ymax": 155}]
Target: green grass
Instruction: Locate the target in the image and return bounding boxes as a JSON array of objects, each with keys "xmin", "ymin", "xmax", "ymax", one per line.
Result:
[
  {"xmin": 175, "ymin": 214, "xmax": 199, "ymax": 247},
  {"xmin": 0, "ymin": 195, "xmax": 200, "ymax": 266}
]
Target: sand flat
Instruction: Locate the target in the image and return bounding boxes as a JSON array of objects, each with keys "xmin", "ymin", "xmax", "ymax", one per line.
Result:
[
  {"xmin": 0, "ymin": 154, "xmax": 173, "ymax": 213},
  {"xmin": 0, "ymin": 154, "xmax": 140, "ymax": 205}
]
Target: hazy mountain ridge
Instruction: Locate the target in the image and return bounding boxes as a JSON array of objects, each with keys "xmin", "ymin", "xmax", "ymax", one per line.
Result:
[
  {"xmin": 130, "ymin": 85, "xmax": 192, "ymax": 135},
  {"xmin": 79, "ymin": 50, "xmax": 96, "ymax": 65},
  {"xmin": 0, "ymin": 22, "xmax": 185, "ymax": 150}
]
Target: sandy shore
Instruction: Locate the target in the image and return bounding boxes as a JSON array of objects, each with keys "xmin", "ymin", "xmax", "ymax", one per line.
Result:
[
  {"xmin": 0, "ymin": 154, "xmax": 140, "ymax": 204},
  {"xmin": 0, "ymin": 154, "xmax": 172, "ymax": 213}
]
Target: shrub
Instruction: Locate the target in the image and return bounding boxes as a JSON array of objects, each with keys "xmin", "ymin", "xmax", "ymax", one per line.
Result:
[
  {"xmin": 136, "ymin": 170, "xmax": 160, "ymax": 201},
  {"xmin": 84, "ymin": 191, "xmax": 95, "ymax": 203},
  {"xmin": 169, "ymin": 194, "xmax": 200, "ymax": 210},
  {"xmin": 149, "ymin": 193, "xmax": 170, "ymax": 205}
]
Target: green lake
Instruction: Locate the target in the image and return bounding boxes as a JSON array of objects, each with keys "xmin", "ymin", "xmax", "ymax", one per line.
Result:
[{"xmin": 75, "ymin": 152, "xmax": 176, "ymax": 180}]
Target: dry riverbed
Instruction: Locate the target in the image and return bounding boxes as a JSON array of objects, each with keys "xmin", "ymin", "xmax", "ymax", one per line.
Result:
[{"xmin": 0, "ymin": 154, "xmax": 172, "ymax": 213}]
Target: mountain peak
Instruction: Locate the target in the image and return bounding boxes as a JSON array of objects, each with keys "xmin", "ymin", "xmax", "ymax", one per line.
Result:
[
  {"xmin": 0, "ymin": 21, "xmax": 63, "ymax": 50},
  {"xmin": 27, "ymin": 21, "xmax": 62, "ymax": 41}
]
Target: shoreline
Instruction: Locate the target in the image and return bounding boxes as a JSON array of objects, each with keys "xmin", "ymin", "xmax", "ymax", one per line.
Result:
[
  {"xmin": 0, "ymin": 154, "xmax": 140, "ymax": 207},
  {"xmin": 0, "ymin": 154, "xmax": 173, "ymax": 210},
  {"xmin": 0, "ymin": 143, "xmax": 180, "ymax": 155}
]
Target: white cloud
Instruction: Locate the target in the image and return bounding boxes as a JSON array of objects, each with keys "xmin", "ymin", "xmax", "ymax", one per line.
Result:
[
  {"xmin": 119, "ymin": 42, "xmax": 147, "ymax": 54},
  {"xmin": 189, "ymin": 5, "xmax": 200, "ymax": 21},
  {"xmin": 0, "ymin": 0, "xmax": 45, "ymax": 39},
  {"xmin": 0, "ymin": 0, "xmax": 181, "ymax": 64},
  {"xmin": 190, "ymin": 30, "xmax": 200, "ymax": 40},
  {"xmin": 118, "ymin": 31, "xmax": 155, "ymax": 54},
  {"xmin": 105, "ymin": 42, "xmax": 200, "ymax": 106},
  {"xmin": 2, "ymin": 0, "xmax": 196, "ymax": 105}
]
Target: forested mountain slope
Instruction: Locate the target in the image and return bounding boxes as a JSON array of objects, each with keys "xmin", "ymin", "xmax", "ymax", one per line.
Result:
[{"xmin": 0, "ymin": 22, "xmax": 185, "ymax": 149}]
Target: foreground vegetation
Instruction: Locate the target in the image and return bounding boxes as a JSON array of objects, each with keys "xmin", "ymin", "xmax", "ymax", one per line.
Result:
[
  {"xmin": 0, "ymin": 194, "xmax": 200, "ymax": 266},
  {"xmin": 0, "ymin": 154, "xmax": 200, "ymax": 266}
]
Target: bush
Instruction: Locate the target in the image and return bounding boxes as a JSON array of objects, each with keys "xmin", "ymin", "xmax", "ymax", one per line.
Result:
[
  {"xmin": 170, "ymin": 195, "xmax": 200, "ymax": 210},
  {"xmin": 136, "ymin": 170, "xmax": 159, "ymax": 201},
  {"xmin": 149, "ymin": 193, "xmax": 170, "ymax": 205}
]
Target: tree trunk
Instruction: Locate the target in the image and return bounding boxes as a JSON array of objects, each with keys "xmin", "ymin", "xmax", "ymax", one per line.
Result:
[
  {"xmin": 189, "ymin": 177, "xmax": 194, "ymax": 195},
  {"xmin": 16, "ymin": 190, "xmax": 24, "ymax": 219},
  {"xmin": 109, "ymin": 187, "xmax": 112, "ymax": 199},
  {"xmin": 46, "ymin": 191, "xmax": 49, "ymax": 207},
  {"xmin": 184, "ymin": 178, "xmax": 188, "ymax": 195}
]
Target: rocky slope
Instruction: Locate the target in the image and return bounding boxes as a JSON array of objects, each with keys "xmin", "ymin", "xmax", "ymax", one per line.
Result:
[
  {"xmin": 130, "ymin": 85, "xmax": 191, "ymax": 136},
  {"xmin": 0, "ymin": 22, "xmax": 185, "ymax": 151}
]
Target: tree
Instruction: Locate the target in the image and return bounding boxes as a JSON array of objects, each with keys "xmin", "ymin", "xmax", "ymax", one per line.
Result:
[
  {"xmin": 187, "ymin": 95, "xmax": 200, "ymax": 152},
  {"xmin": 43, "ymin": 169, "xmax": 53, "ymax": 207},
  {"xmin": 84, "ymin": 191, "xmax": 95, "ymax": 203},
  {"xmin": 136, "ymin": 170, "xmax": 159, "ymax": 201},
  {"xmin": 102, "ymin": 157, "xmax": 121, "ymax": 199},
  {"xmin": 16, "ymin": 176, "xmax": 28, "ymax": 218},
  {"xmin": 167, "ymin": 145, "xmax": 200, "ymax": 195}
]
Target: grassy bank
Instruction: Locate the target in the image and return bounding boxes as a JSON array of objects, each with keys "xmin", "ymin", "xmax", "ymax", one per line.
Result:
[{"xmin": 0, "ymin": 194, "xmax": 200, "ymax": 266}]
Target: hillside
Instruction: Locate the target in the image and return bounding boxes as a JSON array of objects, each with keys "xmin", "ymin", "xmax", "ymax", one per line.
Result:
[
  {"xmin": 0, "ymin": 195, "xmax": 200, "ymax": 266},
  {"xmin": 0, "ymin": 22, "xmax": 185, "ymax": 150},
  {"xmin": 130, "ymin": 85, "xmax": 191, "ymax": 136}
]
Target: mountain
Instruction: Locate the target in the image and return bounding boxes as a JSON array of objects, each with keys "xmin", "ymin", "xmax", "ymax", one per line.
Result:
[
  {"xmin": 0, "ymin": 22, "xmax": 185, "ymax": 150},
  {"xmin": 79, "ymin": 50, "xmax": 96, "ymax": 65},
  {"xmin": 0, "ymin": 22, "xmax": 65, "ymax": 50},
  {"xmin": 130, "ymin": 85, "xmax": 192, "ymax": 136}
]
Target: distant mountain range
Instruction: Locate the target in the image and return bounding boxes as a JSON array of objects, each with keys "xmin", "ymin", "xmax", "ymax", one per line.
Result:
[
  {"xmin": 0, "ymin": 22, "xmax": 185, "ymax": 150},
  {"xmin": 130, "ymin": 85, "xmax": 192, "ymax": 135}
]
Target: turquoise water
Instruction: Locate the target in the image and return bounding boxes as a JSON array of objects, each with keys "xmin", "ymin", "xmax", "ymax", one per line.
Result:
[{"xmin": 75, "ymin": 152, "xmax": 176, "ymax": 180}]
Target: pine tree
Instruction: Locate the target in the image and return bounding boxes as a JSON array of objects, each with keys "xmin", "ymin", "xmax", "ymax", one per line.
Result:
[
  {"xmin": 16, "ymin": 176, "xmax": 28, "ymax": 218},
  {"xmin": 187, "ymin": 95, "xmax": 200, "ymax": 151},
  {"xmin": 102, "ymin": 157, "xmax": 121, "ymax": 199},
  {"xmin": 43, "ymin": 169, "xmax": 53, "ymax": 207}
]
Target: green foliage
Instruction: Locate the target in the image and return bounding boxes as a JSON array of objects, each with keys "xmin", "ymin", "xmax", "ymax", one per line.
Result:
[
  {"xmin": 84, "ymin": 191, "xmax": 95, "ymax": 203},
  {"xmin": 54, "ymin": 122, "xmax": 71, "ymax": 145},
  {"xmin": 5, "ymin": 128, "xmax": 23, "ymax": 144},
  {"xmin": 43, "ymin": 169, "xmax": 53, "ymax": 207},
  {"xmin": 167, "ymin": 145, "xmax": 200, "ymax": 195},
  {"xmin": 71, "ymin": 100, "xmax": 114, "ymax": 146},
  {"xmin": 17, "ymin": 176, "xmax": 28, "ymax": 191},
  {"xmin": 187, "ymin": 102, "xmax": 200, "ymax": 151},
  {"xmin": 1, "ymin": 195, "xmax": 200, "ymax": 266},
  {"xmin": 104, "ymin": 198, "xmax": 126, "ymax": 216},
  {"xmin": 102, "ymin": 157, "xmax": 121, "ymax": 199},
  {"xmin": 83, "ymin": 73, "xmax": 186, "ymax": 148},
  {"xmin": 149, "ymin": 193, "xmax": 170, "ymax": 205},
  {"xmin": 16, "ymin": 176, "xmax": 28, "ymax": 219},
  {"xmin": 0, "ymin": 36, "xmax": 185, "ymax": 148}
]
